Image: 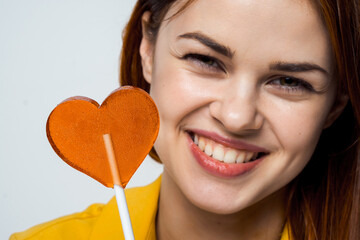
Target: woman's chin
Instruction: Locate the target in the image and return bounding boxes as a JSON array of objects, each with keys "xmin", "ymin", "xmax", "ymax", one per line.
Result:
[{"xmin": 177, "ymin": 176, "xmax": 258, "ymax": 215}]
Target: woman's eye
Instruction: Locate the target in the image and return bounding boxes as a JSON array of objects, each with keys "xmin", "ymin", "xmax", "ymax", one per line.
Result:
[
  {"xmin": 268, "ymin": 76, "xmax": 314, "ymax": 93},
  {"xmin": 182, "ymin": 53, "xmax": 225, "ymax": 73}
]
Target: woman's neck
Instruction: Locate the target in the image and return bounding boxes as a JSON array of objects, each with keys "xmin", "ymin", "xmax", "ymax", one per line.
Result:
[{"xmin": 156, "ymin": 171, "xmax": 286, "ymax": 240}]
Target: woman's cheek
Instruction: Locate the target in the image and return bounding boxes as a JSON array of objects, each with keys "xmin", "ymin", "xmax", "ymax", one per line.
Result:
[
  {"xmin": 151, "ymin": 67, "xmax": 213, "ymax": 120},
  {"xmin": 269, "ymin": 97, "xmax": 331, "ymax": 161}
]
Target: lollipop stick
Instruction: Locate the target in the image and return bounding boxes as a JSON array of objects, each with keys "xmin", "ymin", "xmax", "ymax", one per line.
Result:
[{"xmin": 103, "ymin": 134, "xmax": 135, "ymax": 240}]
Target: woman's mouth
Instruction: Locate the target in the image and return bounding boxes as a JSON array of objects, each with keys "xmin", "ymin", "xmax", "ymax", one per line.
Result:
[{"xmin": 186, "ymin": 130, "xmax": 268, "ymax": 177}]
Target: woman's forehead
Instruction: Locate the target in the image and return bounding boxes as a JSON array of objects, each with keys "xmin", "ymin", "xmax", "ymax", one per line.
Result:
[{"xmin": 160, "ymin": 0, "xmax": 332, "ymax": 72}]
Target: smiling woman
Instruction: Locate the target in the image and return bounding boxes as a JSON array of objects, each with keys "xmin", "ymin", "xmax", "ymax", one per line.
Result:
[
  {"xmin": 11, "ymin": 0, "xmax": 359, "ymax": 240},
  {"xmin": 121, "ymin": 0, "xmax": 359, "ymax": 239}
]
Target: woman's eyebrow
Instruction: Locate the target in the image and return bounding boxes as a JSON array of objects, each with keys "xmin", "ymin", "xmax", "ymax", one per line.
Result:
[
  {"xmin": 269, "ymin": 61, "xmax": 329, "ymax": 76},
  {"xmin": 177, "ymin": 33, "xmax": 329, "ymax": 76},
  {"xmin": 177, "ymin": 32, "xmax": 234, "ymax": 59}
]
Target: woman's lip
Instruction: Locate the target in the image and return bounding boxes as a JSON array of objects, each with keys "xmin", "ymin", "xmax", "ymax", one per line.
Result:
[
  {"xmin": 188, "ymin": 129, "xmax": 269, "ymax": 153},
  {"xmin": 187, "ymin": 134, "xmax": 264, "ymax": 177}
]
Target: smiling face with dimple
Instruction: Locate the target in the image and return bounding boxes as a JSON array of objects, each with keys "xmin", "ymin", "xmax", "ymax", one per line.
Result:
[{"xmin": 140, "ymin": 0, "xmax": 338, "ymax": 215}]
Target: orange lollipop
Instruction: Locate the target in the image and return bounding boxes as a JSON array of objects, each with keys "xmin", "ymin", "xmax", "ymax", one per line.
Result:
[{"xmin": 46, "ymin": 86, "xmax": 159, "ymax": 188}]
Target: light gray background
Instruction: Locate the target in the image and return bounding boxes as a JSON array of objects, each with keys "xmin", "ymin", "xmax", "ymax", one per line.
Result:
[{"xmin": 0, "ymin": 1, "xmax": 163, "ymax": 239}]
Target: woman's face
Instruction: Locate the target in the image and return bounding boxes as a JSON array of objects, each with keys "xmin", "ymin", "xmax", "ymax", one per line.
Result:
[{"xmin": 141, "ymin": 0, "xmax": 338, "ymax": 214}]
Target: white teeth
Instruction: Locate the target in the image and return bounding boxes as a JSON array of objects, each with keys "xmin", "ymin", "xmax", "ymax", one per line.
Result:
[
  {"xmin": 204, "ymin": 144, "xmax": 213, "ymax": 157},
  {"xmin": 198, "ymin": 137, "xmax": 205, "ymax": 151},
  {"xmin": 236, "ymin": 152, "xmax": 246, "ymax": 163},
  {"xmin": 245, "ymin": 152, "xmax": 254, "ymax": 163},
  {"xmin": 224, "ymin": 150, "xmax": 237, "ymax": 163},
  {"xmin": 194, "ymin": 134, "xmax": 199, "ymax": 145},
  {"xmin": 213, "ymin": 146, "xmax": 224, "ymax": 161},
  {"xmin": 193, "ymin": 134, "xmax": 261, "ymax": 164}
]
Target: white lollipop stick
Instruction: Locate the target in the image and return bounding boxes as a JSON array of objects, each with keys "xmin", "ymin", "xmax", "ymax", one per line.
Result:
[{"xmin": 103, "ymin": 134, "xmax": 135, "ymax": 240}]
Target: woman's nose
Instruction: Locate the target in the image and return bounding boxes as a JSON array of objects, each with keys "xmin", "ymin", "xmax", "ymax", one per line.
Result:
[{"xmin": 209, "ymin": 85, "xmax": 264, "ymax": 133}]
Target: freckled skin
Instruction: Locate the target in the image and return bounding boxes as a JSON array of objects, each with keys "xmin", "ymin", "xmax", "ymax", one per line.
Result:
[{"xmin": 140, "ymin": 0, "xmax": 340, "ymax": 239}]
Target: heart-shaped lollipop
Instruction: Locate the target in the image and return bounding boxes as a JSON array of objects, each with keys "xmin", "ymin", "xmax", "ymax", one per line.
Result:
[{"xmin": 46, "ymin": 86, "xmax": 159, "ymax": 188}]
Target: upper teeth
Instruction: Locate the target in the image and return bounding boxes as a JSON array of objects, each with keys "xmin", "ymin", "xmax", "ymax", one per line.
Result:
[{"xmin": 194, "ymin": 134, "xmax": 259, "ymax": 164}]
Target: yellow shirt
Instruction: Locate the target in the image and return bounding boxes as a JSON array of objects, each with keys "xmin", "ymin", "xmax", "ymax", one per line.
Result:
[{"xmin": 10, "ymin": 177, "xmax": 290, "ymax": 240}]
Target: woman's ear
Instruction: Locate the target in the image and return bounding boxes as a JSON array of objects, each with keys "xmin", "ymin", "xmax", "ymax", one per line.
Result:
[
  {"xmin": 323, "ymin": 93, "xmax": 349, "ymax": 129},
  {"xmin": 140, "ymin": 11, "xmax": 154, "ymax": 84}
]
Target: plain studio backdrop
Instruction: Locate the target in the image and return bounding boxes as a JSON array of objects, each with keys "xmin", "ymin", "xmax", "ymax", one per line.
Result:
[{"xmin": 0, "ymin": 1, "xmax": 163, "ymax": 239}]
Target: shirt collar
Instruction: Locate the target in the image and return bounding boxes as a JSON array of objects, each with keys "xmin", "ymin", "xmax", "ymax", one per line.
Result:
[{"xmin": 90, "ymin": 176, "xmax": 162, "ymax": 240}]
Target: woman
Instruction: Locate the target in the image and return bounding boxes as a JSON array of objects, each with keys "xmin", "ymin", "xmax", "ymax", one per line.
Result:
[
  {"xmin": 11, "ymin": 0, "xmax": 359, "ymax": 239},
  {"xmin": 121, "ymin": 0, "xmax": 359, "ymax": 239}
]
